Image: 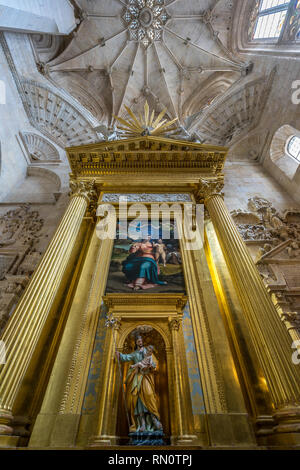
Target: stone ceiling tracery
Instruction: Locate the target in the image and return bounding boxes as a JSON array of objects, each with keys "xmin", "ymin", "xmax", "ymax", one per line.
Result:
[{"xmin": 35, "ymin": 0, "xmax": 249, "ymax": 137}]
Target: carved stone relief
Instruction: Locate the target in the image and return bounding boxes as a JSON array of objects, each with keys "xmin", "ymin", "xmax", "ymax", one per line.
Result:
[
  {"xmin": 0, "ymin": 205, "xmax": 44, "ymax": 334},
  {"xmin": 102, "ymin": 193, "xmax": 192, "ymax": 203},
  {"xmin": 20, "ymin": 79, "xmax": 99, "ymax": 148},
  {"xmin": 187, "ymin": 72, "xmax": 275, "ymax": 146},
  {"xmin": 231, "ymin": 196, "xmax": 300, "ymax": 339},
  {"xmin": 20, "ymin": 132, "xmax": 61, "ymax": 163}
]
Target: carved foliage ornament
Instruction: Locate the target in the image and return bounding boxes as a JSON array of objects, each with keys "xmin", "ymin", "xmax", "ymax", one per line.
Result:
[
  {"xmin": 193, "ymin": 178, "xmax": 224, "ymax": 204},
  {"xmin": 69, "ymin": 180, "xmax": 98, "ymax": 206},
  {"xmin": 0, "ymin": 204, "xmax": 44, "ymax": 248}
]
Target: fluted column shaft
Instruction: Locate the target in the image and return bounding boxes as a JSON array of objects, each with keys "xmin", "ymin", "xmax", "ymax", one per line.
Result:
[
  {"xmin": 169, "ymin": 318, "xmax": 196, "ymax": 444},
  {"xmin": 169, "ymin": 319, "xmax": 184, "ymax": 440},
  {"xmin": 92, "ymin": 324, "xmax": 119, "ymax": 446},
  {"xmin": 205, "ymin": 193, "xmax": 300, "ymax": 424},
  {"xmin": 0, "ymin": 180, "xmax": 97, "ymax": 435}
]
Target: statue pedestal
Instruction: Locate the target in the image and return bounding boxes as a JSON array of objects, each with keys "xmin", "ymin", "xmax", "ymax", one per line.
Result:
[{"xmin": 129, "ymin": 431, "xmax": 165, "ymax": 446}]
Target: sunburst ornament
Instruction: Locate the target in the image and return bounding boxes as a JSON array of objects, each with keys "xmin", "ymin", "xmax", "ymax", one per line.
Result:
[{"xmin": 114, "ymin": 102, "xmax": 178, "ymax": 138}]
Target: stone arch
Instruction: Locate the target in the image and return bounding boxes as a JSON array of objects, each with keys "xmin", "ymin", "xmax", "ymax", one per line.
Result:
[
  {"xmin": 20, "ymin": 79, "xmax": 100, "ymax": 148},
  {"xmin": 117, "ymin": 321, "xmax": 171, "ymax": 351},
  {"xmin": 182, "ymin": 72, "xmax": 240, "ymax": 119},
  {"xmin": 270, "ymin": 124, "xmax": 300, "ymax": 180},
  {"xmin": 27, "ymin": 166, "xmax": 62, "ymax": 192},
  {"xmin": 52, "ymin": 75, "xmax": 108, "ymax": 124},
  {"xmin": 188, "ymin": 73, "xmax": 274, "ymax": 145}
]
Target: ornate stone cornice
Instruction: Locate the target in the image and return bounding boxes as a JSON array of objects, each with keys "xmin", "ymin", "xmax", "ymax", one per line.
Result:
[{"xmin": 193, "ymin": 177, "xmax": 224, "ymax": 204}]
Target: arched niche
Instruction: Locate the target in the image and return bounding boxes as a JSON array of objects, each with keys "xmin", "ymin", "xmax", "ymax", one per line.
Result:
[
  {"xmin": 116, "ymin": 325, "xmax": 170, "ymax": 444},
  {"xmin": 91, "ymin": 294, "xmax": 197, "ymax": 446}
]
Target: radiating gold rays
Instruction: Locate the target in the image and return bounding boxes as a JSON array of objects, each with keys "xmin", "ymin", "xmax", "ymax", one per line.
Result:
[{"xmin": 114, "ymin": 101, "xmax": 178, "ymax": 137}]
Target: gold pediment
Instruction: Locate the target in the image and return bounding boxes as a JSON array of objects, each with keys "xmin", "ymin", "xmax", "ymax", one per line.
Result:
[{"xmin": 66, "ymin": 136, "xmax": 227, "ymax": 177}]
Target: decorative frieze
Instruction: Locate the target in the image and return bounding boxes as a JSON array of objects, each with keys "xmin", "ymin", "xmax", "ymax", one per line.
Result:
[{"xmin": 102, "ymin": 193, "xmax": 192, "ymax": 202}]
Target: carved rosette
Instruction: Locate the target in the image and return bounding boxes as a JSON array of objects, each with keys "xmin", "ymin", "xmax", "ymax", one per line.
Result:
[
  {"xmin": 193, "ymin": 177, "xmax": 224, "ymax": 204},
  {"xmin": 69, "ymin": 179, "xmax": 99, "ymax": 215}
]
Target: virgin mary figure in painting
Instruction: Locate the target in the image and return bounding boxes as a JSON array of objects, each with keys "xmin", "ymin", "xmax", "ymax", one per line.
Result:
[
  {"xmin": 122, "ymin": 238, "xmax": 167, "ymax": 291},
  {"xmin": 117, "ymin": 335, "xmax": 163, "ymax": 433}
]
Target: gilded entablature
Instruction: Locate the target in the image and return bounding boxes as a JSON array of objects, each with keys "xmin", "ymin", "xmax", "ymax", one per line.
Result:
[{"xmin": 66, "ymin": 137, "xmax": 227, "ymax": 177}]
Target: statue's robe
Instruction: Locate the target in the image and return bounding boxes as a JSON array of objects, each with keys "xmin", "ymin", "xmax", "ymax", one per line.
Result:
[{"xmin": 120, "ymin": 349, "xmax": 160, "ymax": 432}]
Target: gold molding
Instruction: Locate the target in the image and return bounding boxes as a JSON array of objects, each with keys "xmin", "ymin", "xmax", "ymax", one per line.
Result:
[
  {"xmin": 66, "ymin": 136, "xmax": 227, "ymax": 177},
  {"xmin": 91, "ymin": 294, "xmax": 198, "ymax": 446},
  {"xmin": 103, "ymin": 293, "xmax": 187, "ymax": 313}
]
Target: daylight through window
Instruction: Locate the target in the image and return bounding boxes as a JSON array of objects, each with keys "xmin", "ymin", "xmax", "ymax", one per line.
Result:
[
  {"xmin": 253, "ymin": 0, "xmax": 290, "ymax": 39},
  {"xmin": 287, "ymin": 136, "xmax": 300, "ymax": 161}
]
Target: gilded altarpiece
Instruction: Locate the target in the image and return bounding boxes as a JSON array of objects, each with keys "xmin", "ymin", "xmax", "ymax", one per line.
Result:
[{"xmin": 1, "ymin": 135, "xmax": 300, "ymax": 449}]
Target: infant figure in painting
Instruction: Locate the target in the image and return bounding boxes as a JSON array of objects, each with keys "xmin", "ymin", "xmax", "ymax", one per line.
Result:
[
  {"xmin": 153, "ymin": 239, "xmax": 167, "ymax": 267},
  {"xmin": 130, "ymin": 345, "xmax": 155, "ymax": 373}
]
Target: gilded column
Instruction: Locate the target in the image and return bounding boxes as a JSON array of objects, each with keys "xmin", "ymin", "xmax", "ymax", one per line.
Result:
[
  {"xmin": 0, "ymin": 179, "xmax": 98, "ymax": 438},
  {"xmin": 168, "ymin": 318, "xmax": 197, "ymax": 445},
  {"xmin": 90, "ymin": 317, "xmax": 120, "ymax": 446},
  {"xmin": 197, "ymin": 178, "xmax": 300, "ymax": 444}
]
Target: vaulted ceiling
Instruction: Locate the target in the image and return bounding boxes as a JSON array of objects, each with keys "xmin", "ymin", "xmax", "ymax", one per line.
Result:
[
  {"xmin": 23, "ymin": 0, "xmax": 297, "ymax": 151},
  {"xmin": 33, "ymin": 0, "xmax": 256, "ymax": 141}
]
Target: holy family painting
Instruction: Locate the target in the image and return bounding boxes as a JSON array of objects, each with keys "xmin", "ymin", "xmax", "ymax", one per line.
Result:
[{"xmin": 105, "ymin": 221, "xmax": 186, "ymax": 293}]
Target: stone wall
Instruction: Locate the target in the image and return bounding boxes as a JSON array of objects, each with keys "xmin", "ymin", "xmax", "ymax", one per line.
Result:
[{"xmin": 0, "ymin": 195, "xmax": 68, "ymax": 334}]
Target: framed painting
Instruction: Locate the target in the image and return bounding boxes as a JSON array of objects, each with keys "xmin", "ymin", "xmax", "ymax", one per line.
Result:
[{"xmin": 105, "ymin": 220, "xmax": 186, "ymax": 294}]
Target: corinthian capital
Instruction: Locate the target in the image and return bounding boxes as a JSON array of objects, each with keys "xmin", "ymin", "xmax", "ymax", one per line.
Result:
[
  {"xmin": 69, "ymin": 179, "xmax": 98, "ymax": 206},
  {"xmin": 169, "ymin": 318, "xmax": 182, "ymax": 331},
  {"xmin": 193, "ymin": 177, "xmax": 224, "ymax": 204},
  {"xmin": 281, "ymin": 312, "xmax": 300, "ymax": 329}
]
